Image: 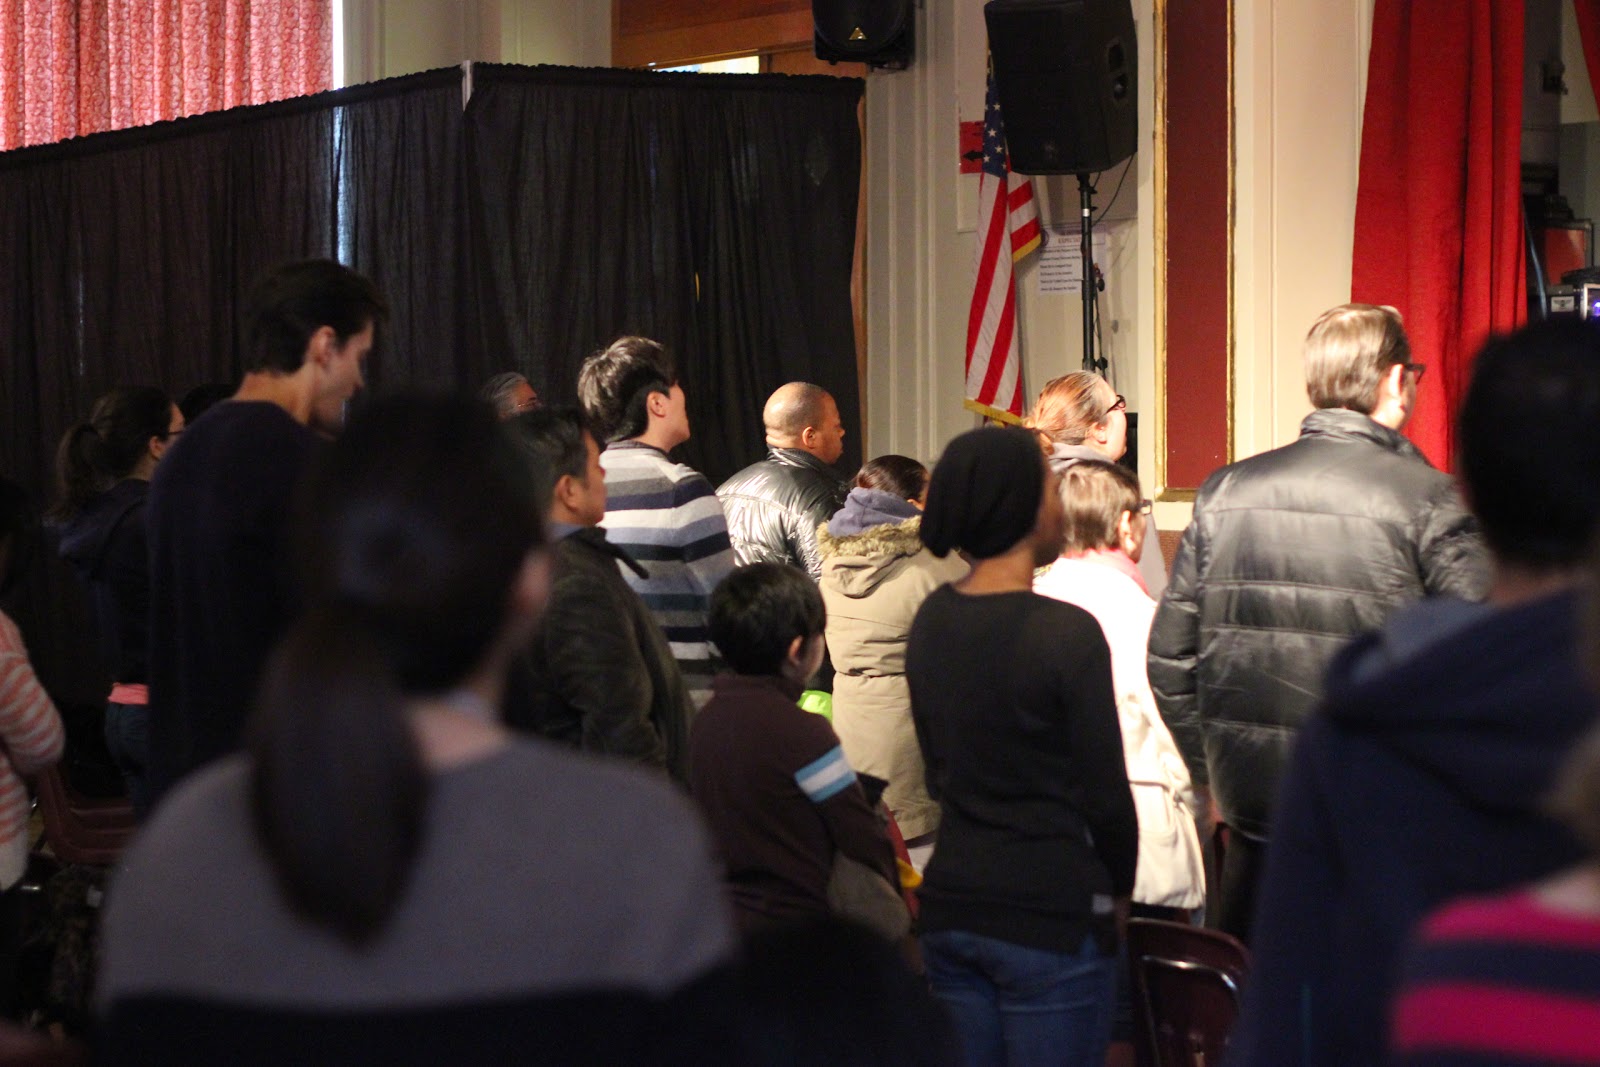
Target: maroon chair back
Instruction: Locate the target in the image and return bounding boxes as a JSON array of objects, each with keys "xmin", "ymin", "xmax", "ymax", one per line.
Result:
[
  {"xmin": 1126, "ymin": 918, "xmax": 1251, "ymax": 1067},
  {"xmin": 35, "ymin": 766, "xmax": 135, "ymax": 868},
  {"xmin": 0, "ymin": 1018, "xmax": 87, "ymax": 1066}
]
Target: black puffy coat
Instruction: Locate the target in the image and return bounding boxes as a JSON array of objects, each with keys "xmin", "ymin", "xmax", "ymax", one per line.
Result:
[
  {"xmin": 716, "ymin": 448, "xmax": 848, "ymax": 580},
  {"xmin": 1147, "ymin": 409, "xmax": 1490, "ymax": 839}
]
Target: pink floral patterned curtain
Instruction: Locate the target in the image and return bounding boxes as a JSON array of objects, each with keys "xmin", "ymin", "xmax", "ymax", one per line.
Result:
[{"xmin": 0, "ymin": 0, "xmax": 331, "ymax": 151}]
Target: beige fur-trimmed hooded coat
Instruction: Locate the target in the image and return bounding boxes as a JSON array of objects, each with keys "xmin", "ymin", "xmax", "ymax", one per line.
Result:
[{"xmin": 817, "ymin": 516, "xmax": 968, "ymax": 840}]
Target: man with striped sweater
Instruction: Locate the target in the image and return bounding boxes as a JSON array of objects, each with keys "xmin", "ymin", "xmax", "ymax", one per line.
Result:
[{"xmin": 578, "ymin": 337, "xmax": 735, "ymax": 707}]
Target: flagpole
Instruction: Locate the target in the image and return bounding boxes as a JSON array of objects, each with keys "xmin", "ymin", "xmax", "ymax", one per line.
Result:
[{"xmin": 962, "ymin": 398, "xmax": 1026, "ymax": 426}]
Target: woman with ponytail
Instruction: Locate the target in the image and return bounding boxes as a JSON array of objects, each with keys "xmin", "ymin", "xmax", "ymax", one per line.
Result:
[
  {"xmin": 95, "ymin": 395, "xmax": 736, "ymax": 1065},
  {"xmin": 52, "ymin": 387, "xmax": 182, "ymax": 814}
]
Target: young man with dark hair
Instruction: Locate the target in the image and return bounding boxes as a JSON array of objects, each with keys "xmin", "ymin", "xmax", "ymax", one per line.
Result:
[
  {"xmin": 1229, "ymin": 317, "xmax": 1600, "ymax": 1066},
  {"xmin": 146, "ymin": 259, "xmax": 388, "ymax": 805},
  {"xmin": 689, "ymin": 562, "xmax": 898, "ymax": 934},
  {"xmin": 509, "ymin": 406, "xmax": 693, "ymax": 781},
  {"xmin": 578, "ymin": 336, "xmax": 733, "ymax": 708}
]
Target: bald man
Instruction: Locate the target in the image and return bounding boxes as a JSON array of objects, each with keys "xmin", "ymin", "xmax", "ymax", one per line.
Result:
[{"xmin": 716, "ymin": 383, "xmax": 848, "ymax": 580}]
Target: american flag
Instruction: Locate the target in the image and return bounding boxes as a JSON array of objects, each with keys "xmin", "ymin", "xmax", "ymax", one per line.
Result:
[{"xmin": 965, "ymin": 61, "xmax": 1042, "ymax": 418}]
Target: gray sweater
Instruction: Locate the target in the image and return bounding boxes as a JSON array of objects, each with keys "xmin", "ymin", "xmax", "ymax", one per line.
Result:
[{"xmin": 97, "ymin": 742, "xmax": 736, "ymax": 1064}]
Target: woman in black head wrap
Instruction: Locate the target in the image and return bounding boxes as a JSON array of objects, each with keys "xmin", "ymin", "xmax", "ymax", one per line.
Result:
[{"xmin": 906, "ymin": 426, "xmax": 1138, "ymax": 1067}]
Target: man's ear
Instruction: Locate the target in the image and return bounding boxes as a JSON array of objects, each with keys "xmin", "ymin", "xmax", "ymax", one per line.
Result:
[
  {"xmin": 1384, "ymin": 361, "xmax": 1407, "ymax": 397},
  {"xmin": 552, "ymin": 473, "xmax": 578, "ymax": 512},
  {"xmin": 305, "ymin": 325, "xmax": 339, "ymax": 371}
]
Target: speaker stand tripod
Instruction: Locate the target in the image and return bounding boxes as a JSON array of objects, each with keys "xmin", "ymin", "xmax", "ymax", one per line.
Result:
[{"xmin": 1077, "ymin": 173, "xmax": 1106, "ymax": 375}]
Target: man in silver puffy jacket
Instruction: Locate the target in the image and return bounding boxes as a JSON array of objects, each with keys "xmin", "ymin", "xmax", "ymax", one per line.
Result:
[
  {"xmin": 717, "ymin": 382, "xmax": 849, "ymax": 581},
  {"xmin": 1147, "ymin": 303, "xmax": 1490, "ymax": 941}
]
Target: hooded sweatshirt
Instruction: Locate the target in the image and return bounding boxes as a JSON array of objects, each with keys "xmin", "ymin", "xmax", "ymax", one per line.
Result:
[
  {"xmin": 56, "ymin": 479, "xmax": 152, "ymax": 690},
  {"xmin": 1045, "ymin": 443, "xmax": 1167, "ymax": 598},
  {"xmin": 1227, "ymin": 589, "xmax": 1596, "ymax": 1067},
  {"xmin": 818, "ymin": 490, "xmax": 968, "ymax": 839}
]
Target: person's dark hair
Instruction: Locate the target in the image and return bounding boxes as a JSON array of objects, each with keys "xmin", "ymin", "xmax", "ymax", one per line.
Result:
[
  {"xmin": 854, "ymin": 455, "xmax": 929, "ymax": 502},
  {"xmin": 179, "ymin": 382, "xmax": 234, "ymax": 424},
  {"xmin": 737, "ymin": 917, "xmax": 962, "ymax": 1067},
  {"xmin": 508, "ymin": 406, "xmax": 592, "ymax": 507},
  {"xmin": 921, "ymin": 426, "xmax": 1045, "ymax": 560},
  {"xmin": 248, "ymin": 393, "xmax": 545, "ymax": 946},
  {"xmin": 1059, "ymin": 459, "xmax": 1143, "ymax": 554},
  {"xmin": 51, "ymin": 387, "xmax": 174, "ymax": 520},
  {"xmin": 1458, "ymin": 318, "xmax": 1600, "ymax": 569},
  {"xmin": 479, "ymin": 372, "xmax": 536, "ymax": 418},
  {"xmin": 243, "ymin": 260, "xmax": 389, "ymax": 375},
  {"xmin": 710, "ymin": 563, "xmax": 825, "ymax": 676},
  {"xmin": 576, "ymin": 336, "xmax": 677, "ymax": 444},
  {"xmin": 0, "ymin": 477, "xmax": 39, "ymax": 598}
]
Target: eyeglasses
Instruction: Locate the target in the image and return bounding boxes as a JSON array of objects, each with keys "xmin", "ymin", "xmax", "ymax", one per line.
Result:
[
  {"xmin": 512, "ymin": 396, "xmax": 542, "ymax": 414},
  {"xmin": 1106, "ymin": 394, "xmax": 1127, "ymax": 415},
  {"xmin": 1137, "ymin": 498, "xmax": 1153, "ymax": 516},
  {"xmin": 1404, "ymin": 363, "xmax": 1426, "ymax": 383}
]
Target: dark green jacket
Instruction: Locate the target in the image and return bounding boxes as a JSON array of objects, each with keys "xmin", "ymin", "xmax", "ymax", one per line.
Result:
[{"xmin": 516, "ymin": 526, "xmax": 692, "ymax": 783}]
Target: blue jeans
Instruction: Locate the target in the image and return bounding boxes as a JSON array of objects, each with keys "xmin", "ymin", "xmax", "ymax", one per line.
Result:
[
  {"xmin": 922, "ymin": 929, "xmax": 1115, "ymax": 1067},
  {"xmin": 104, "ymin": 701, "xmax": 150, "ymax": 817}
]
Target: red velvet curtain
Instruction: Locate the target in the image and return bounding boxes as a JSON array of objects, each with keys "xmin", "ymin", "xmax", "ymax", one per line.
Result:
[
  {"xmin": 0, "ymin": 0, "xmax": 331, "ymax": 151},
  {"xmin": 1350, "ymin": 0, "xmax": 1526, "ymax": 470},
  {"xmin": 1577, "ymin": 0, "xmax": 1600, "ymax": 101}
]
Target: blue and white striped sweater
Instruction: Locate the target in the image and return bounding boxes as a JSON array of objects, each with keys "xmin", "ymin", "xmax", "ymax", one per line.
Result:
[{"xmin": 599, "ymin": 442, "xmax": 735, "ymax": 704}]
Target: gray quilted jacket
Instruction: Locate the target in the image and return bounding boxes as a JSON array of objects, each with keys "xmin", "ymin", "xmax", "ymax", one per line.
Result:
[{"xmin": 1147, "ymin": 408, "xmax": 1490, "ymax": 839}]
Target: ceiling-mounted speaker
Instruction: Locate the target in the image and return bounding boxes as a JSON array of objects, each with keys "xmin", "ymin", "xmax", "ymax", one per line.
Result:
[
  {"xmin": 814, "ymin": 0, "xmax": 913, "ymax": 70},
  {"xmin": 984, "ymin": 0, "xmax": 1138, "ymax": 174}
]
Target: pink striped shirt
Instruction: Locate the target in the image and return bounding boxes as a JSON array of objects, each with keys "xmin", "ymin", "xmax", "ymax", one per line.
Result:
[{"xmin": 0, "ymin": 611, "xmax": 66, "ymax": 877}]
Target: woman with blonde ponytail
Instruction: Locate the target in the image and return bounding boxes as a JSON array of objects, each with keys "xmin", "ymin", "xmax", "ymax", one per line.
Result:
[
  {"xmin": 52, "ymin": 387, "xmax": 181, "ymax": 814},
  {"xmin": 96, "ymin": 395, "xmax": 736, "ymax": 1065},
  {"xmin": 1027, "ymin": 372, "xmax": 1168, "ymax": 597}
]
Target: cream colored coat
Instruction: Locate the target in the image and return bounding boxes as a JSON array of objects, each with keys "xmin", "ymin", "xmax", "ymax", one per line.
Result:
[
  {"xmin": 818, "ymin": 517, "xmax": 968, "ymax": 840},
  {"xmin": 1035, "ymin": 554, "xmax": 1206, "ymax": 909}
]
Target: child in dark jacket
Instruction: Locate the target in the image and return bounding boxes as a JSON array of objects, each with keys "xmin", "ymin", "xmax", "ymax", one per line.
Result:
[{"xmin": 689, "ymin": 563, "xmax": 900, "ymax": 935}]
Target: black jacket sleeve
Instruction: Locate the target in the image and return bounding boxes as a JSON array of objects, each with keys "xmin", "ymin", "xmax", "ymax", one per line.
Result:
[
  {"xmin": 543, "ymin": 567, "xmax": 668, "ymax": 769},
  {"xmin": 1414, "ymin": 480, "xmax": 1491, "ymax": 601},
  {"xmin": 1148, "ymin": 515, "xmax": 1207, "ymax": 785}
]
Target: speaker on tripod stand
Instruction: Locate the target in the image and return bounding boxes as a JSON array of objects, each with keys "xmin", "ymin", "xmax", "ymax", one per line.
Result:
[
  {"xmin": 983, "ymin": 0, "xmax": 1138, "ymax": 175},
  {"xmin": 984, "ymin": 0, "xmax": 1137, "ymax": 373}
]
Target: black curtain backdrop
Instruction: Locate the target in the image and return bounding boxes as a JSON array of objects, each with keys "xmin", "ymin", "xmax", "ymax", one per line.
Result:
[
  {"xmin": 465, "ymin": 64, "xmax": 863, "ymax": 485},
  {"xmin": 0, "ymin": 63, "xmax": 863, "ymax": 707},
  {"xmin": 0, "ymin": 68, "xmax": 469, "ymax": 706}
]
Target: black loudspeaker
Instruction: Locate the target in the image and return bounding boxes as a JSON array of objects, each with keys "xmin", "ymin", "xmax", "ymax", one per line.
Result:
[
  {"xmin": 814, "ymin": 0, "xmax": 913, "ymax": 70},
  {"xmin": 983, "ymin": 0, "xmax": 1138, "ymax": 174}
]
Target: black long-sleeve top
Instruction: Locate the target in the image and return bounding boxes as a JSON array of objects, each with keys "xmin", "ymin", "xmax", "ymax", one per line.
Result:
[{"xmin": 907, "ymin": 585, "xmax": 1137, "ymax": 954}]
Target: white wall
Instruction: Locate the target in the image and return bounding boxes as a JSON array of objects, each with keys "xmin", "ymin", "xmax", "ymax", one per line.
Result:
[
  {"xmin": 341, "ymin": 0, "xmax": 612, "ymax": 85},
  {"xmin": 1232, "ymin": 1, "xmax": 1374, "ymax": 460},
  {"xmin": 864, "ymin": 0, "xmax": 1375, "ymax": 530}
]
